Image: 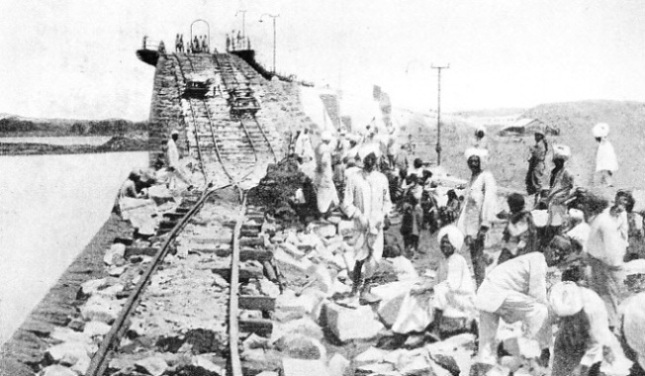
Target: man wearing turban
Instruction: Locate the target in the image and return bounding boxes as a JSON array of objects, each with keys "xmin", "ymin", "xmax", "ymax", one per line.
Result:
[
  {"xmin": 314, "ymin": 131, "xmax": 339, "ymax": 215},
  {"xmin": 341, "ymin": 147, "xmax": 392, "ymax": 304},
  {"xmin": 592, "ymin": 122, "xmax": 618, "ymax": 187},
  {"xmin": 549, "ymin": 281, "xmax": 631, "ymax": 376},
  {"xmin": 544, "ymin": 144, "xmax": 574, "ymax": 245},
  {"xmin": 457, "ymin": 147, "xmax": 497, "ymax": 287}
]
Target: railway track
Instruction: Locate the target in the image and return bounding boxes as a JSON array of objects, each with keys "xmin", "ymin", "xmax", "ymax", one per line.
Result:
[
  {"xmin": 214, "ymin": 54, "xmax": 277, "ymax": 163},
  {"xmin": 84, "ymin": 53, "xmax": 281, "ymax": 376}
]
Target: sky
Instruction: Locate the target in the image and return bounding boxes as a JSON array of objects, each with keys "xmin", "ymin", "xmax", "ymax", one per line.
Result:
[{"xmin": 0, "ymin": 0, "xmax": 643, "ymax": 120}]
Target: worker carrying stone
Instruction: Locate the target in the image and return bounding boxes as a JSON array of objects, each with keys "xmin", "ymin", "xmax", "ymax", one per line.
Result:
[
  {"xmin": 341, "ymin": 145, "xmax": 391, "ymax": 305},
  {"xmin": 166, "ymin": 129, "xmax": 193, "ymax": 190}
]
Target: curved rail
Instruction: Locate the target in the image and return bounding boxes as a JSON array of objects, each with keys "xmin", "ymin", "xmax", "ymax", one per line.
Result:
[
  {"xmin": 238, "ymin": 118, "xmax": 259, "ymax": 162},
  {"xmin": 169, "ymin": 54, "xmax": 208, "ymax": 180},
  {"xmin": 249, "ymin": 114, "xmax": 277, "ymax": 163},
  {"xmin": 86, "ymin": 183, "xmax": 233, "ymax": 376}
]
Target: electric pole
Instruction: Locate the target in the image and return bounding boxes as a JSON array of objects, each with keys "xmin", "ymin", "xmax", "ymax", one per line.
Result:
[
  {"xmin": 260, "ymin": 14, "xmax": 280, "ymax": 74},
  {"xmin": 432, "ymin": 64, "xmax": 449, "ymax": 165},
  {"xmin": 236, "ymin": 10, "xmax": 247, "ymax": 39}
]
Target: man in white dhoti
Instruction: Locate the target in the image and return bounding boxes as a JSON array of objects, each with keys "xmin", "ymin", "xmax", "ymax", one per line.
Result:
[
  {"xmin": 314, "ymin": 131, "xmax": 339, "ymax": 215},
  {"xmin": 457, "ymin": 147, "xmax": 497, "ymax": 287},
  {"xmin": 592, "ymin": 122, "xmax": 618, "ymax": 187},
  {"xmin": 475, "ymin": 251, "xmax": 553, "ymax": 366},
  {"xmin": 341, "ymin": 147, "xmax": 392, "ymax": 304},
  {"xmin": 620, "ymin": 292, "xmax": 645, "ymax": 375},
  {"xmin": 166, "ymin": 129, "xmax": 193, "ymax": 189}
]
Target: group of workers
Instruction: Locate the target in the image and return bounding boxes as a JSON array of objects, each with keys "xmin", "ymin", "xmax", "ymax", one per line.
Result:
[
  {"xmin": 226, "ymin": 31, "xmax": 251, "ymax": 52},
  {"xmin": 174, "ymin": 33, "xmax": 210, "ymax": 54},
  {"xmin": 290, "ymin": 121, "xmax": 645, "ymax": 375}
]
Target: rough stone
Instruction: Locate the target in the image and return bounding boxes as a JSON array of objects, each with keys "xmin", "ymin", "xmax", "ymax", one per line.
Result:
[
  {"xmin": 244, "ymin": 333, "xmax": 269, "ymax": 350},
  {"xmin": 192, "ymin": 355, "xmax": 226, "ymax": 375},
  {"xmin": 83, "ymin": 321, "xmax": 111, "ymax": 338},
  {"xmin": 469, "ymin": 362, "xmax": 510, "ymax": 376},
  {"xmin": 104, "ymin": 243, "xmax": 126, "ymax": 265},
  {"xmin": 39, "ymin": 365, "xmax": 78, "ymax": 376},
  {"xmin": 355, "ymin": 347, "xmax": 390, "ymax": 366},
  {"xmin": 282, "ymin": 358, "xmax": 330, "ymax": 376},
  {"xmin": 80, "ymin": 296, "xmax": 121, "ymax": 324},
  {"xmin": 275, "ymin": 290, "xmax": 324, "ymax": 321},
  {"xmin": 502, "ymin": 336, "xmax": 541, "ymax": 359},
  {"xmin": 355, "ymin": 362, "xmax": 395, "ymax": 374},
  {"xmin": 272, "ymin": 248, "xmax": 313, "ymax": 275},
  {"xmin": 396, "ymin": 353, "xmax": 431, "ymax": 374},
  {"xmin": 135, "ymin": 356, "xmax": 169, "ymax": 376},
  {"xmin": 259, "ymin": 278, "xmax": 281, "ymax": 297},
  {"xmin": 108, "ymin": 265, "xmax": 126, "ymax": 276},
  {"xmin": 274, "ymin": 334, "xmax": 326, "ymax": 360},
  {"xmin": 326, "ymin": 353, "xmax": 349, "ymax": 376},
  {"xmin": 271, "ymin": 317, "xmax": 323, "ymax": 343},
  {"xmin": 45, "ymin": 342, "xmax": 91, "ymax": 367},
  {"xmin": 80, "ymin": 278, "xmax": 110, "ymax": 296},
  {"xmin": 96, "ymin": 283, "xmax": 125, "ymax": 298},
  {"xmin": 323, "ymin": 302, "xmax": 384, "ymax": 342},
  {"xmin": 308, "ymin": 222, "xmax": 337, "ymax": 238}
]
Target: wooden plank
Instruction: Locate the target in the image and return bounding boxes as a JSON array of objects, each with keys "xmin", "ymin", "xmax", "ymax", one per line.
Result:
[
  {"xmin": 199, "ymin": 247, "xmax": 270, "ymax": 262},
  {"xmin": 239, "ymin": 237, "xmax": 263, "ymax": 247},
  {"xmin": 238, "ymin": 296, "xmax": 275, "ymax": 311},
  {"xmin": 212, "ymin": 267, "xmax": 262, "ymax": 282},
  {"xmin": 124, "ymin": 247, "xmax": 159, "ymax": 258},
  {"xmin": 239, "ymin": 319, "xmax": 273, "ymax": 337}
]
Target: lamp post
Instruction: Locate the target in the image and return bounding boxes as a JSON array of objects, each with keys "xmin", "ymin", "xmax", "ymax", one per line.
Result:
[
  {"xmin": 259, "ymin": 13, "xmax": 280, "ymax": 74},
  {"xmin": 235, "ymin": 9, "xmax": 247, "ymax": 39},
  {"xmin": 431, "ymin": 64, "xmax": 449, "ymax": 165}
]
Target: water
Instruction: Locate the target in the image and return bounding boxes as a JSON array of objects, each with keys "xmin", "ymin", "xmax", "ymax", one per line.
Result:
[
  {"xmin": 0, "ymin": 151, "xmax": 149, "ymax": 344},
  {"xmin": 0, "ymin": 136, "xmax": 112, "ymax": 146}
]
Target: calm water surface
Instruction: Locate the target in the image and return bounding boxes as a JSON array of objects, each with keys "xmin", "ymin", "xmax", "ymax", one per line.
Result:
[{"xmin": 0, "ymin": 152, "xmax": 149, "ymax": 343}]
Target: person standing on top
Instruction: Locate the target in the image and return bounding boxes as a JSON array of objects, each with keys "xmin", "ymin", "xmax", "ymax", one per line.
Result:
[
  {"xmin": 525, "ymin": 127, "xmax": 548, "ymax": 198},
  {"xmin": 457, "ymin": 148, "xmax": 497, "ymax": 287},
  {"xmin": 592, "ymin": 122, "xmax": 618, "ymax": 187},
  {"xmin": 341, "ymin": 147, "xmax": 392, "ymax": 305}
]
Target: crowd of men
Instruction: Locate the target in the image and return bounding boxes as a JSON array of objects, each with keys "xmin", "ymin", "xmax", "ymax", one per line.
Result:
[
  {"xmin": 289, "ymin": 122, "xmax": 645, "ymax": 376},
  {"xmin": 174, "ymin": 33, "xmax": 211, "ymax": 54}
]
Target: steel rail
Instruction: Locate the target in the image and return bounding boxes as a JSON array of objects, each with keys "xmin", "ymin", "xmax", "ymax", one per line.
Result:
[
  {"xmin": 184, "ymin": 54, "xmax": 238, "ymax": 184},
  {"xmin": 170, "ymin": 53, "xmax": 208, "ymax": 180},
  {"xmin": 85, "ymin": 183, "xmax": 233, "ymax": 376}
]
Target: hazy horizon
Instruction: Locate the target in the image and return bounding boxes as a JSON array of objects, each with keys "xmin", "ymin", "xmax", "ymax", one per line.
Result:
[{"xmin": 1, "ymin": 0, "xmax": 644, "ymax": 121}]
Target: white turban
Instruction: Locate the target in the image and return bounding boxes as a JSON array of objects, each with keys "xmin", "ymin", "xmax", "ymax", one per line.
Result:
[
  {"xmin": 553, "ymin": 144, "xmax": 571, "ymax": 160},
  {"xmin": 476, "ymin": 125, "xmax": 487, "ymax": 135},
  {"xmin": 358, "ymin": 143, "xmax": 381, "ymax": 160},
  {"xmin": 171, "ymin": 129, "xmax": 180, "ymax": 135},
  {"xmin": 437, "ymin": 225, "xmax": 464, "ymax": 251},
  {"xmin": 321, "ymin": 130, "xmax": 333, "ymax": 142},
  {"xmin": 592, "ymin": 122, "xmax": 610, "ymax": 138},
  {"xmin": 549, "ymin": 281, "xmax": 583, "ymax": 317},
  {"xmin": 464, "ymin": 147, "xmax": 489, "ymax": 161},
  {"xmin": 568, "ymin": 208, "xmax": 584, "ymax": 221}
]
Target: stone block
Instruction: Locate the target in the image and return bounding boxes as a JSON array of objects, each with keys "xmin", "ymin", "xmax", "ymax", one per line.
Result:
[
  {"xmin": 355, "ymin": 362, "xmax": 395, "ymax": 375},
  {"xmin": 192, "ymin": 355, "xmax": 226, "ymax": 375},
  {"xmin": 323, "ymin": 302, "xmax": 384, "ymax": 342},
  {"xmin": 45, "ymin": 342, "xmax": 91, "ymax": 368},
  {"xmin": 104, "ymin": 243, "xmax": 126, "ymax": 265},
  {"xmin": 80, "ymin": 296, "xmax": 121, "ymax": 324},
  {"xmin": 354, "ymin": 347, "xmax": 389, "ymax": 366},
  {"xmin": 80, "ymin": 278, "xmax": 110, "ymax": 296},
  {"xmin": 282, "ymin": 358, "xmax": 329, "ymax": 376},
  {"xmin": 502, "ymin": 336, "xmax": 540, "ymax": 359},
  {"xmin": 396, "ymin": 353, "xmax": 431, "ymax": 374},
  {"xmin": 135, "ymin": 356, "xmax": 169, "ymax": 376},
  {"xmin": 327, "ymin": 353, "xmax": 349, "ymax": 376},
  {"xmin": 274, "ymin": 334, "xmax": 326, "ymax": 360},
  {"xmin": 272, "ymin": 248, "xmax": 313, "ymax": 276},
  {"xmin": 40, "ymin": 365, "xmax": 77, "ymax": 376},
  {"xmin": 83, "ymin": 321, "xmax": 111, "ymax": 338},
  {"xmin": 271, "ymin": 317, "xmax": 323, "ymax": 343}
]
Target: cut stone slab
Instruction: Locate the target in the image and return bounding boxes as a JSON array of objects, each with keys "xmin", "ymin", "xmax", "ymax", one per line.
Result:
[
  {"xmin": 327, "ymin": 353, "xmax": 349, "ymax": 376},
  {"xmin": 44, "ymin": 342, "xmax": 91, "ymax": 367},
  {"xmin": 80, "ymin": 278, "xmax": 110, "ymax": 296},
  {"xmin": 104, "ymin": 243, "xmax": 126, "ymax": 265},
  {"xmin": 80, "ymin": 296, "xmax": 121, "ymax": 324},
  {"xmin": 282, "ymin": 358, "xmax": 330, "ymax": 376},
  {"xmin": 83, "ymin": 321, "xmax": 112, "ymax": 338},
  {"xmin": 271, "ymin": 317, "xmax": 324, "ymax": 343},
  {"xmin": 39, "ymin": 365, "xmax": 78, "ymax": 376},
  {"xmin": 354, "ymin": 347, "xmax": 390, "ymax": 366},
  {"xmin": 192, "ymin": 355, "xmax": 226, "ymax": 375},
  {"xmin": 50, "ymin": 327, "xmax": 93, "ymax": 345},
  {"xmin": 135, "ymin": 356, "xmax": 169, "ymax": 376},
  {"xmin": 323, "ymin": 302, "xmax": 384, "ymax": 342},
  {"xmin": 274, "ymin": 333, "xmax": 326, "ymax": 360}
]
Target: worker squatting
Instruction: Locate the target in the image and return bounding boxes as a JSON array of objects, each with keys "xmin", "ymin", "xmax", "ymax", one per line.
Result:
[{"xmin": 120, "ymin": 122, "xmax": 643, "ymax": 375}]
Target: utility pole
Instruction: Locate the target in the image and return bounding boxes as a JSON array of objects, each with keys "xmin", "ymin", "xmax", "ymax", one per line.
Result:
[
  {"xmin": 259, "ymin": 13, "xmax": 280, "ymax": 74},
  {"xmin": 432, "ymin": 64, "xmax": 449, "ymax": 165},
  {"xmin": 236, "ymin": 10, "xmax": 247, "ymax": 39}
]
